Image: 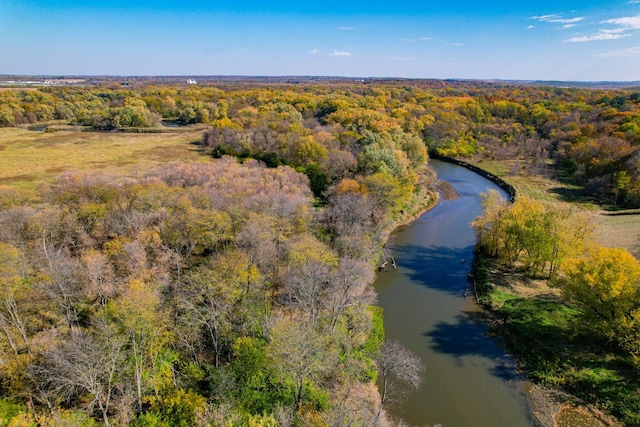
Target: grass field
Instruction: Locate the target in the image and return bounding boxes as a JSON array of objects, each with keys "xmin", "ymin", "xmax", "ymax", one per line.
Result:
[{"xmin": 0, "ymin": 128, "xmax": 209, "ymax": 196}]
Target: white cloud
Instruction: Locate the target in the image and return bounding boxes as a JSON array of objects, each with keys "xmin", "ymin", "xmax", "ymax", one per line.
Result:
[
  {"xmin": 597, "ymin": 46, "xmax": 640, "ymax": 57},
  {"xmin": 338, "ymin": 27, "xmax": 354, "ymax": 31},
  {"xmin": 563, "ymin": 24, "xmax": 578, "ymax": 29},
  {"xmin": 527, "ymin": 25, "xmax": 535, "ymax": 29},
  {"xmin": 308, "ymin": 49, "xmax": 320, "ymax": 54},
  {"xmin": 628, "ymin": 1, "xmax": 640, "ymax": 4},
  {"xmin": 531, "ymin": 14, "xmax": 585, "ymax": 25},
  {"xmin": 566, "ymin": 32, "xmax": 629, "ymax": 42},
  {"xmin": 551, "ymin": 17, "xmax": 585, "ymax": 24},
  {"xmin": 603, "ymin": 15, "xmax": 640, "ymax": 29},
  {"xmin": 530, "ymin": 14, "xmax": 561, "ymax": 21},
  {"xmin": 401, "ymin": 36, "xmax": 434, "ymax": 43},
  {"xmin": 330, "ymin": 50, "xmax": 352, "ymax": 57},
  {"xmin": 566, "ymin": 15, "xmax": 640, "ymax": 42}
]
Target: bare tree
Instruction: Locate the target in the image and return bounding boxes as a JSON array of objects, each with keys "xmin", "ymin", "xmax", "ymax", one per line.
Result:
[
  {"xmin": 36, "ymin": 242, "xmax": 83, "ymax": 333},
  {"xmin": 81, "ymin": 248, "xmax": 118, "ymax": 307},
  {"xmin": 0, "ymin": 243, "xmax": 31, "ymax": 357},
  {"xmin": 266, "ymin": 319, "xmax": 337, "ymax": 406},
  {"xmin": 375, "ymin": 340, "xmax": 423, "ymax": 426},
  {"xmin": 326, "ymin": 257, "xmax": 376, "ymax": 331},
  {"xmin": 30, "ymin": 329, "xmax": 124, "ymax": 426},
  {"xmin": 283, "ymin": 259, "xmax": 332, "ymax": 327}
]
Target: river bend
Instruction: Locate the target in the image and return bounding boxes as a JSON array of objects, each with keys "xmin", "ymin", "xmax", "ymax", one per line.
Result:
[{"xmin": 375, "ymin": 159, "xmax": 534, "ymax": 427}]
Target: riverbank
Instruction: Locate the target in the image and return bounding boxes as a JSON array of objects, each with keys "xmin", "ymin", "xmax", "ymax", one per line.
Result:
[
  {"xmin": 474, "ymin": 258, "xmax": 625, "ymax": 427},
  {"xmin": 430, "ymin": 153, "xmax": 517, "ymax": 201},
  {"xmin": 376, "ymin": 159, "xmax": 534, "ymax": 426},
  {"xmin": 442, "ymin": 156, "xmax": 629, "ymax": 426}
]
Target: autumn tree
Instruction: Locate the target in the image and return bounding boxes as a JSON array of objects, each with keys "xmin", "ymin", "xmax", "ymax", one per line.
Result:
[
  {"xmin": 0, "ymin": 243, "xmax": 31, "ymax": 358},
  {"xmin": 176, "ymin": 251, "xmax": 264, "ymax": 368},
  {"xmin": 375, "ymin": 340, "xmax": 423, "ymax": 426},
  {"xmin": 266, "ymin": 319, "xmax": 337, "ymax": 407},
  {"xmin": 107, "ymin": 279, "xmax": 171, "ymax": 413},
  {"xmin": 30, "ymin": 329, "xmax": 124, "ymax": 426},
  {"xmin": 555, "ymin": 246, "xmax": 640, "ymax": 357}
]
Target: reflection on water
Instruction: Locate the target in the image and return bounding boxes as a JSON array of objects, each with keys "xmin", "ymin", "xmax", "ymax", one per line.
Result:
[{"xmin": 374, "ymin": 160, "xmax": 533, "ymax": 427}]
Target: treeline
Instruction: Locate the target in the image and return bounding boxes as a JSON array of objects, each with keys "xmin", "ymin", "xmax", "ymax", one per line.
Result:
[
  {"xmin": 2, "ymin": 81, "xmax": 640, "ymax": 206},
  {"xmin": 0, "ymin": 155, "xmax": 429, "ymax": 426},
  {"xmin": 472, "ymin": 190, "xmax": 594, "ymax": 279}
]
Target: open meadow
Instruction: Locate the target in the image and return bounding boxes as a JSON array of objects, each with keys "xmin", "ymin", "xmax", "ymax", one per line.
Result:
[{"xmin": 0, "ymin": 128, "xmax": 208, "ymax": 196}]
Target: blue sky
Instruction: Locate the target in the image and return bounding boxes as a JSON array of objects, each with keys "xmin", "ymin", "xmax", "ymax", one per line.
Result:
[{"xmin": 1, "ymin": 1, "xmax": 640, "ymax": 81}]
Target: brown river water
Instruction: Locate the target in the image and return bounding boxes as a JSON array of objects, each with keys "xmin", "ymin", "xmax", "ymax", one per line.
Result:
[{"xmin": 375, "ymin": 159, "xmax": 534, "ymax": 427}]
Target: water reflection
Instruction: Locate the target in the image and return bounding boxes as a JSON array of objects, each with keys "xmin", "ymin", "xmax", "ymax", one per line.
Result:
[{"xmin": 375, "ymin": 159, "xmax": 534, "ymax": 427}]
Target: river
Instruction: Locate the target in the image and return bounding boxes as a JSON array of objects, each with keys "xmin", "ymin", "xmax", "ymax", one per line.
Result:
[{"xmin": 374, "ymin": 159, "xmax": 534, "ymax": 427}]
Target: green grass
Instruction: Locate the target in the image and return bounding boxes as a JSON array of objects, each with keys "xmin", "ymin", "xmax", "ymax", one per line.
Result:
[
  {"xmin": 477, "ymin": 261, "xmax": 640, "ymax": 426},
  {"xmin": 499, "ymin": 297, "xmax": 640, "ymax": 425},
  {"xmin": 0, "ymin": 128, "xmax": 209, "ymax": 197}
]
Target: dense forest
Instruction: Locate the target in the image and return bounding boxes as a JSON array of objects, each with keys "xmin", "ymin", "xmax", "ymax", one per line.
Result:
[
  {"xmin": 2, "ymin": 80, "xmax": 640, "ymax": 206},
  {"xmin": 0, "ymin": 81, "xmax": 438, "ymax": 426},
  {"xmin": 1, "ymin": 79, "xmax": 640, "ymax": 425}
]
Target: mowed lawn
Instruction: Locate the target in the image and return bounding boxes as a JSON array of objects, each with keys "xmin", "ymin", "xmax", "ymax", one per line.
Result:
[{"xmin": 0, "ymin": 128, "xmax": 209, "ymax": 195}]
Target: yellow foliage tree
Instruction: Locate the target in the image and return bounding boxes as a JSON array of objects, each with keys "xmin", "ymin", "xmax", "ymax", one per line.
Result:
[{"xmin": 556, "ymin": 247, "xmax": 640, "ymax": 354}]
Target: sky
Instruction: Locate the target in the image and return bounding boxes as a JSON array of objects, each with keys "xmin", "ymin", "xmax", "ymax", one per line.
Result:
[{"xmin": 1, "ymin": 1, "xmax": 640, "ymax": 81}]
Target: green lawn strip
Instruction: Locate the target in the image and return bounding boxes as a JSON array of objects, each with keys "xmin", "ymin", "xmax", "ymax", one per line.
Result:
[{"xmin": 483, "ymin": 284, "xmax": 640, "ymax": 425}]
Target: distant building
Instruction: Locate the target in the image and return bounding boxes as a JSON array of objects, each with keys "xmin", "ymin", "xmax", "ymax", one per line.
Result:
[{"xmin": 186, "ymin": 79, "xmax": 198, "ymax": 85}]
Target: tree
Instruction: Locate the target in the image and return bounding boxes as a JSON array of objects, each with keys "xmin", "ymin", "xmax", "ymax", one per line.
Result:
[
  {"xmin": 326, "ymin": 257, "xmax": 376, "ymax": 331},
  {"xmin": 266, "ymin": 319, "xmax": 337, "ymax": 407},
  {"xmin": 80, "ymin": 249, "xmax": 117, "ymax": 307},
  {"xmin": 177, "ymin": 251, "xmax": 263, "ymax": 368},
  {"xmin": 283, "ymin": 258, "xmax": 332, "ymax": 327},
  {"xmin": 555, "ymin": 247, "xmax": 640, "ymax": 348},
  {"xmin": 375, "ymin": 340, "xmax": 423, "ymax": 426},
  {"xmin": 0, "ymin": 243, "xmax": 31, "ymax": 357},
  {"xmin": 472, "ymin": 189, "xmax": 509, "ymax": 258},
  {"xmin": 108, "ymin": 279, "xmax": 171, "ymax": 413},
  {"xmin": 35, "ymin": 244, "xmax": 83, "ymax": 333},
  {"xmin": 30, "ymin": 330, "xmax": 124, "ymax": 427}
]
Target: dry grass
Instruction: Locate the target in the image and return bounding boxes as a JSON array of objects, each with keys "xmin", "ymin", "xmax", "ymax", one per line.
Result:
[
  {"xmin": 593, "ymin": 213, "xmax": 640, "ymax": 258},
  {"xmin": 0, "ymin": 128, "xmax": 209, "ymax": 196},
  {"xmin": 486, "ymin": 262, "xmax": 562, "ymax": 300},
  {"xmin": 471, "ymin": 158, "xmax": 592, "ymax": 205}
]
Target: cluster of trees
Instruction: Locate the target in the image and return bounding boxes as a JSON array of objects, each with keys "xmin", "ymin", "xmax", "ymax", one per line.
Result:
[
  {"xmin": 0, "ymin": 156, "xmax": 426, "ymax": 426},
  {"xmin": 472, "ymin": 190, "xmax": 594, "ymax": 278},
  {"xmin": 199, "ymin": 103, "xmax": 428, "ymax": 199},
  {"xmin": 474, "ymin": 190, "xmax": 640, "ymax": 366},
  {"xmin": 2, "ymin": 81, "xmax": 639, "ymax": 205},
  {"xmin": 556, "ymin": 246, "xmax": 640, "ymax": 363}
]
